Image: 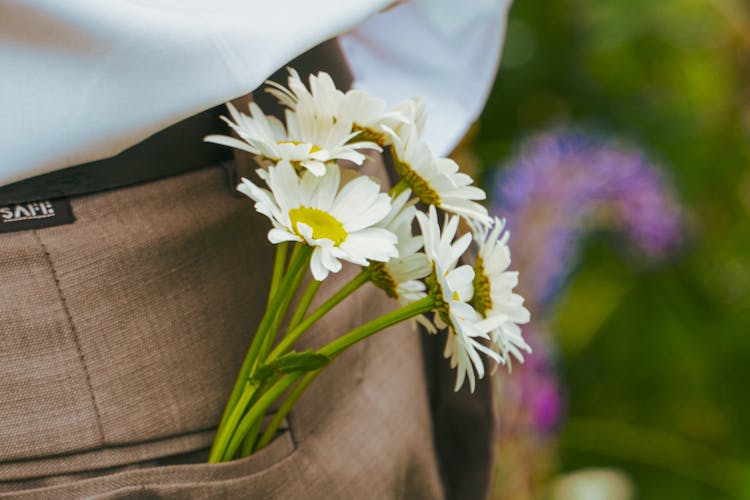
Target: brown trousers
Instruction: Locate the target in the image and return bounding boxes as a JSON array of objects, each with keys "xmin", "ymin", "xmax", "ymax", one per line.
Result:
[{"xmin": 0, "ymin": 157, "xmax": 495, "ymax": 498}]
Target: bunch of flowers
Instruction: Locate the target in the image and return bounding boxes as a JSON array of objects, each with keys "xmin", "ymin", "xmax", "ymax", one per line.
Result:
[{"xmin": 203, "ymin": 69, "xmax": 530, "ymax": 462}]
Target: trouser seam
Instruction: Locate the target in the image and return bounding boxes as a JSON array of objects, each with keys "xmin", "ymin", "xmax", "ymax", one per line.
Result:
[{"xmin": 33, "ymin": 230, "xmax": 107, "ymax": 446}]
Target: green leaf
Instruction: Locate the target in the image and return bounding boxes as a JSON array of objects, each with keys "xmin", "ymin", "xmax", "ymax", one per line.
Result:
[{"xmin": 250, "ymin": 351, "xmax": 330, "ymax": 385}]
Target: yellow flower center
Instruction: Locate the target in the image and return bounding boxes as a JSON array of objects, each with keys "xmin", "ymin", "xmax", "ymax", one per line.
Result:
[
  {"xmin": 425, "ymin": 267, "xmax": 452, "ymax": 327},
  {"xmin": 289, "ymin": 206, "xmax": 347, "ymax": 245},
  {"xmin": 471, "ymin": 256, "xmax": 493, "ymax": 317},
  {"xmin": 368, "ymin": 261, "xmax": 399, "ymax": 299},
  {"xmin": 389, "ymin": 146, "xmax": 441, "ymax": 206},
  {"xmin": 353, "ymin": 124, "xmax": 389, "ymax": 146}
]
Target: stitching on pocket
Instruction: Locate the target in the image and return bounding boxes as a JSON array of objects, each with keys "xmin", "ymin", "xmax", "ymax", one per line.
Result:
[{"xmin": 33, "ymin": 230, "xmax": 106, "ymax": 446}]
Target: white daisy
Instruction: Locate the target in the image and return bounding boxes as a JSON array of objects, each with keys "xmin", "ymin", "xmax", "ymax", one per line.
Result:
[
  {"xmin": 265, "ymin": 68, "xmax": 342, "ymax": 122},
  {"xmin": 205, "ymin": 100, "xmax": 379, "ymax": 177},
  {"xmin": 285, "ymin": 107, "xmax": 380, "ymax": 175},
  {"xmin": 340, "ymin": 90, "xmax": 409, "ymax": 146},
  {"xmin": 205, "ymin": 102, "xmax": 312, "ymax": 167},
  {"xmin": 237, "ymin": 160, "xmax": 398, "ymax": 280},
  {"xmin": 469, "ymin": 217, "xmax": 532, "ymax": 369},
  {"xmin": 386, "ymin": 124, "xmax": 491, "ymax": 225},
  {"xmin": 368, "ymin": 189, "xmax": 431, "ymax": 314},
  {"xmin": 390, "ymin": 97, "xmax": 427, "ymax": 142},
  {"xmin": 268, "ymin": 68, "xmax": 406, "ymax": 147},
  {"xmin": 416, "ymin": 206, "xmax": 504, "ymax": 392},
  {"xmin": 269, "ymin": 71, "xmax": 383, "ymax": 170}
]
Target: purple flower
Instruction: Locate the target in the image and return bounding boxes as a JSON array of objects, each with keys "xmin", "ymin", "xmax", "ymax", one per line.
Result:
[
  {"xmin": 490, "ymin": 129, "xmax": 684, "ymax": 440},
  {"xmin": 492, "ymin": 130, "xmax": 682, "ymax": 306}
]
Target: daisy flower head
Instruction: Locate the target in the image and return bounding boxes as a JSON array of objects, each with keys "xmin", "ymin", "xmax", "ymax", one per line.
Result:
[
  {"xmin": 469, "ymin": 217, "xmax": 532, "ymax": 370},
  {"xmin": 265, "ymin": 68, "xmax": 342, "ymax": 122},
  {"xmin": 268, "ymin": 68, "xmax": 408, "ymax": 148},
  {"xmin": 204, "ymin": 102, "xmax": 310, "ymax": 165},
  {"xmin": 416, "ymin": 206, "xmax": 504, "ymax": 393},
  {"xmin": 386, "ymin": 124, "xmax": 491, "ymax": 225},
  {"xmin": 369, "ymin": 189, "xmax": 431, "ymax": 312},
  {"xmin": 271, "ymin": 70, "xmax": 383, "ymax": 172},
  {"xmin": 390, "ymin": 97, "xmax": 427, "ymax": 142},
  {"xmin": 205, "ymin": 98, "xmax": 379, "ymax": 177},
  {"xmin": 340, "ymin": 90, "xmax": 409, "ymax": 146},
  {"xmin": 237, "ymin": 160, "xmax": 398, "ymax": 281}
]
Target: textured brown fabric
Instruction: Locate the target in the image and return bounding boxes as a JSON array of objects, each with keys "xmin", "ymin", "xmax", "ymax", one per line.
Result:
[{"xmin": 0, "ymin": 160, "xmax": 446, "ymax": 498}]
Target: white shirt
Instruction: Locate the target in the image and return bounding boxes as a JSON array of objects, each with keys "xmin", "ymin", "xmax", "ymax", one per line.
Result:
[{"xmin": 0, "ymin": 0, "xmax": 510, "ymax": 187}]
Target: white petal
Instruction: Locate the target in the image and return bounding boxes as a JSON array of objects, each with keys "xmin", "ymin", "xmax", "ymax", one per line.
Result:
[
  {"xmin": 269, "ymin": 160, "xmax": 301, "ymax": 213},
  {"xmin": 320, "ymin": 247, "xmax": 343, "ymax": 274},
  {"xmin": 301, "ymin": 160, "xmax": 327, "ymax": 177},
  {"xmin": 339, "ymin": 228, "xmax": 398, "ymax": 262},
  {"xmin": 310, "ymin": 248, "xmax": 329, "ymax": 281},
  {"xmin": 268, "ymin": 228, "xmax": 301, "ymax": 244},
  {"xmin": 331, "ymin": 176, "xmax": 382, "ymax": 221},
  {"xmin": 311, "ymin": 164, "xmax": 340, "ymax": 211},
  {"xmin": 204, "ymin": 134, "xmax": 258, "ymax": 155},
  {"xmin": 340, "ymin": 193, "xmax": 392, "ymax": 232}
]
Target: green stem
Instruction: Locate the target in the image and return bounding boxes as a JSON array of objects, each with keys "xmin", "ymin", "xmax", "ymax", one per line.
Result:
[
  {"xmin": 223, "ymin": 373, "xmax": 300, "ymax": 460},
  {"xmin": 255, "ymin": 369, "xmax": 319, "ymax": 452},
  {"xmin": 213, "ymin": 244, "xmax": 312, "ymax": 449},
  {"xmin": 267, "ymin": 270, "xmax": 370, "ymax": 362},
  {"xmin": 258, "ymin": 254, "xmax": 310, "ymax": 361},
  {"xmin": 239, "ymin": 418, "xmax": 263, "ymax": 458},
  {"xmin": 208, "ymin": 382, "xmax": 259, "ymax": 462},
  {"xmin": 222, "ymin": 295, "xmax": 436, "ymax": 461},
  {"xmin": 256, "ymin": 295, "xmax": 436, "ymax": 452},
  {"xmin": 287, "ymin": 279, "xmax": 322, "ymax": 330},
  {"xmin": 267, "ymin": 242, "xmax": 288, "ymax": 307},
  {"xmin": 226, "ymin": 374, "xmax": 279, "ymax": 461},
  {"xmin": 288, "ymin": 241, "xmax": 303, "ymax": 265},
  {"xmin": 319, "ymin": 296, "xmax": 435, "ymax": 358}
]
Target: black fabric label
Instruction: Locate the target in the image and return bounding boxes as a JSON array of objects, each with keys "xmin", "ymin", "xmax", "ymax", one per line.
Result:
[{"xmin": 0, "ymin": 199, "xmax": 75, "ymax": 233}]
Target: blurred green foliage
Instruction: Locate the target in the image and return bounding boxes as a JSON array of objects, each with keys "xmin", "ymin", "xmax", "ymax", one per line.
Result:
[{"xmin": 477, "ymin": 0, "xmax": 750, "ymax": 498}]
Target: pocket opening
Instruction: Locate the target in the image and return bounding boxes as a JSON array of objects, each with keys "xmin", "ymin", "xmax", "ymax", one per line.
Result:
[{"xmin": 0, "ymin": 419, "xmax": 295, "ymax": 498}]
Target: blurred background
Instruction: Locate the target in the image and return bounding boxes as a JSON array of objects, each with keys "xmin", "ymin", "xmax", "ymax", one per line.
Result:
[{"xmin": 466, "ymin": 0, "xmax": 750, "ymax": 498}]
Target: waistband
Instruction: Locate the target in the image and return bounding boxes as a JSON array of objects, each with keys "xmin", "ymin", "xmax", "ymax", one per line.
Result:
[
  {"xmin": 0, "ymin": 107, "xmax": 231, "ymax": 206},
  {"xmin": 0, "ymin": 39, "xmax": 353, "ymax": 206}
]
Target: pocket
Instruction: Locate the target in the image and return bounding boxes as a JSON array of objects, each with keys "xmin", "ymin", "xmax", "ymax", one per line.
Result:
[{"xmin": 2, "ymin": 424, "xmax": 297, "ymax": 499}]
